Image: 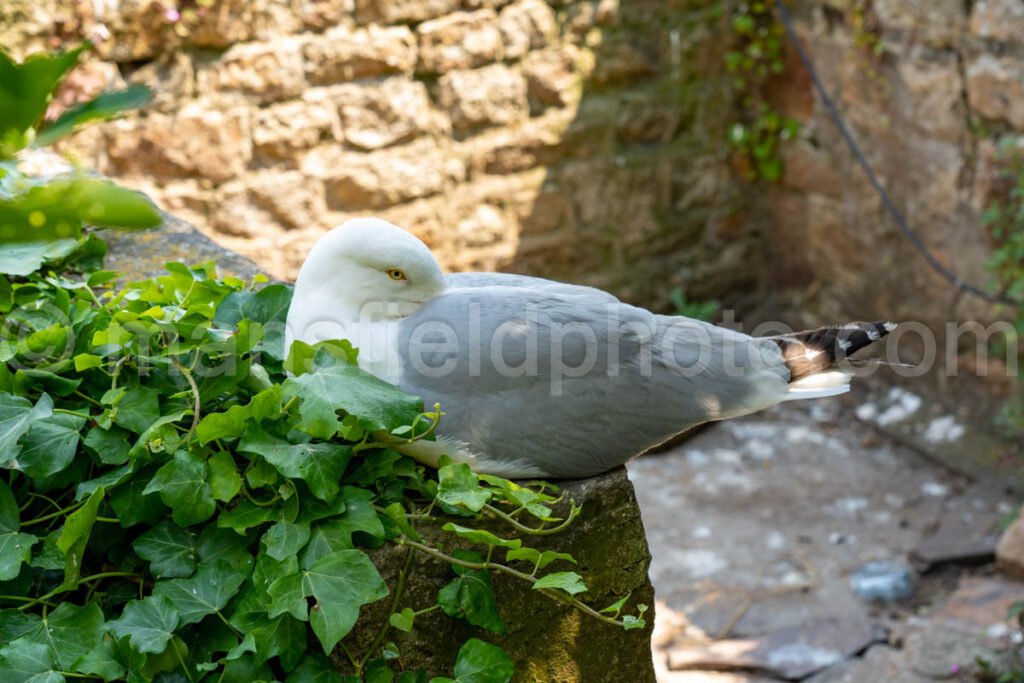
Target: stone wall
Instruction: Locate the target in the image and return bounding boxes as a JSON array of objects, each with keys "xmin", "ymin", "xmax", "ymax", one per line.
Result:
[
  {"xmin": 753, "ymin": 0, "xmax": 1023, "ymax": 335},
  {"xmin": 3, "ymin": 0, "xmax": 746, "ymax": 310}
]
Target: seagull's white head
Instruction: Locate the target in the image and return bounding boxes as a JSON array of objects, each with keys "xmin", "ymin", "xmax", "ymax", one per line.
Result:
[{"xmin": 291, "ymin": 217, "xmax": 445, "ymax": 321}]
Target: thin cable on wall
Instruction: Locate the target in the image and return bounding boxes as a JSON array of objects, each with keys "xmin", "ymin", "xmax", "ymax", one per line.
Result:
[{"xmin": 772, "ymin": 0, "xmax": 1022, "ymax": 309}]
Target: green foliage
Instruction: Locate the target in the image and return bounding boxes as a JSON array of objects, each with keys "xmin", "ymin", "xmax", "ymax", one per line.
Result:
[
  {"xmin": 0, "ymin": 244, "xmax": 647, "ymax": 681},
  {"xmin": 725, "ymin": 1, "xmax": 799, "ymax": 182},
  {"xmin": 0, "ymin": 45, "xmax": 160, "ymax": 273},
  {"xmin": 670, "ymin": 288, "xmax": 721, "ymax": 322},
  {"xmin": 982, "ymin": 139, "xmax": 1024, "ymax": 437}
]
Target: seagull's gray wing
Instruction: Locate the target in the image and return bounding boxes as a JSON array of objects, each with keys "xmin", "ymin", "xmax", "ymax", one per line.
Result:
[
  {"xmin": 397, "ymin": 284, "xmax": 790, "ymax": 478},
  {"xmin": 444, "ymin": 272, "xmax": 621, "ymax": 304}
]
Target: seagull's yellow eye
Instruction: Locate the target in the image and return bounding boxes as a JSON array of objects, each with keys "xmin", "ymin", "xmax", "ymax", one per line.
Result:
[{"xmin": 386, "ymin": 268, "xmax": 407, "ymax": 281}]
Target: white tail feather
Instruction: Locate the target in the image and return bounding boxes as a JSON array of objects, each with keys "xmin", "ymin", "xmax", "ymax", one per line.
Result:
[{"xmin": 782, "ymin": 370, "xmax": 852, "ymax": 401}]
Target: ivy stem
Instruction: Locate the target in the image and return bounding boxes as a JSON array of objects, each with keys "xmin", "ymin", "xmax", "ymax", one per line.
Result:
[
  {"xmin": 20, "ymin": 571, "xmax": 141, "ymax": 610},
  {"xmin": 0, "ymin": 594, "xmax": 59, "ymax": 608},
  {"xmin": 73, "ymin": 390, "xmax": 104, "ymax": 407},
  {"xmin": 21, "ymin": 500, "xmax": 85, "ymax": 526},
  {"xmin": 397, "ymin": 538, "xmax": 631, "ymax": 628},
  {"xmin": 482, "ymin": 503, "xmax": 580, "ymax": 536},
  {"xmin": 171, "ymin": 356, "xmax": 201, "ymax": 440},
  {"xmin": 54, "ymin": 407, "xmax": 92, "ymax": 419},
  {"xmin": 359, "ymin": 546, "xmax": 415, "ymax": 670},
  {"xmin": 339, "ymin": 643, "xmax": 361, "ymax": 676}
]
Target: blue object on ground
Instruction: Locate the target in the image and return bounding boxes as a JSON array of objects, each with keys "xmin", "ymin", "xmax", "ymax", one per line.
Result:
[{"xmin": 850, "ymin": 559, "xmax": 915, "ymax": 602}]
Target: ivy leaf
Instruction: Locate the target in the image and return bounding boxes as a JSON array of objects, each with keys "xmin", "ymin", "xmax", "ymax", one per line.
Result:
[
  {"xmin": 301, "ymin": 488, "xmax": 385, "ymax": 568},
  {"xmin": 389, "ymin": 608, "xmax": 415, "ymax": 633},
  {"xmin": 56, "ymin": 486, "xmax": 104, "ymax": 586},
  {"xmin": 196, "ymin": 525, "xmax": 254, "ymax": 571},
  {"xmin": 36, "ymin": 85, "xmax": 153, "ymax": 146},
  {"xmin": 208, "ymin": 451, "xmax": 242, "ymax": 502},
  {"xmin": 72, "ymin": 640, "xmax": 126, "ymax": 682},
  {"xmin": 441, "ymin": 524, "xmax": 521, "ymax": 550},
  {"xmin": 143, "ymin": 450, "xmax": 215, "ymax": 527},
  {"xmin": 229, "ymin": 589, "xmax": 307, "ymax": 669},
  {"xmin": 290, "ymin": 654, "xmax": 347, "ymax": 683},
  {"xmin": 437, "ymin": 464, "xmax": 491, "ymax": 514},
  {"xmin": 0, "ymin": 393, "xmax": 53, "ymax": 465},
  {"xmin": 109, "ymin": 477, "xmax": 167, "ymax": 527},
  {"xmin": 195, "ymin": 385, "xmax": 282, "ymax": 445},
  {"xmin": 112, "ymin": 385, "xmax": 160, "ymax": 434},
  {"xmin": 213, "ymin": 284, "xmax": 293, "ymax": 361},
  {"xmin": 106, "ymin": 595, "xmax": 180, "ymax": 655},
  {"xmin": 239, "ymin": 427, "xmax": 351, "ymax": 503},
  {"xmin": 17, "ymin": 412, "xmax": 86, "ymax": 478},
  {"xmin": 82, "ymin": 425, "xmax": 132, "ymax": 465},
  {"xmin": 302, "ymin": 549, "xmax": 389, "ymax": 652},
  {"xmin": 218, "ymin": 501, "xmax": 283, "ymax": 534},
  {"xmin": 0, "ymin": 480, "xmax": 36, "ymax": 581},
  {"xmin": 262, "ymin": 520, "xmax": 311, "ymax": 562},
  {"xmin": 437, "ymin": 551, "xmax": 505, "ymax": 634},
  {"xmin": 0, "ymin": 240, "xmax": 79, "ymax": 277},
  {"xmin": 0, "ymin": 638, "xmax": 63, "ymax": 683},
  {"xmin": 152, "ymin": 560, "xmax": 249, "ymax": 626},
  {"xmin": 0, "ymin": 45, "xmax": 85, "ymax": 143},
  {"xmin": 132, "ymin": 520, "xmax": 198, "ymax": 578},
  {"xmin": 267, "ymin": 571, "xmax": 308, "ymax": 622},
  {"xmin": 429, "ymin": 639, "xmax": 515, "ymax": 683},
  {"xmin": 22, "ymin": 603, "xmax": 105, "ymax": 671},
  {"xmin": 505, "ymin": 547, "xmax": 575, "ymax": 572},
  {"xmin": 532, "ymin": 572, "xmax": 587, "ymax": 596},
  {"xmin": 282, "ymin": 347, "xmax": 422, "ymax": 438}
]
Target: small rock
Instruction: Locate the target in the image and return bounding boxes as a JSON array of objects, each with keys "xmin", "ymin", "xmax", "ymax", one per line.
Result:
[
  {"xmin": 929, "ymin": 576, "xmax": 1024, "ymax": 633},
  {"xmin": 438, "ymin": 64, "xmax": 529, "ymax": 131},
  {"xmin": 666, "ymin": 616, "xmax": 879, "ymax": 680},
  {"xmin": 850, "ymin": 559, "xmax": 915, "ymax": 602},
  {"xmin": 303, "ymin": 25, "xmax": 417, "ymax": 85},
  {"xmin": 497, "ymin": 0, "xmax": 557, "ymax": 60},
  {"xmin": 970, "ymin": 0, "xmax": 1024, "ymax": 44},
  {"xmin": 967, "ymin": 54, "xmax": 1024, "ymax": 130},
  {"xmin": 417, "ymin": 10, "xmax": 503, "ymax": 73},
  {"xmin": 197, "ymin": 39, "xmax": 305, "ymax": 105},
  {"xmin": 997, "ymin": 514, "xmax": 1024, "ymax": 579},
  {"xmin": 913, "ymin": 495, "xmax": 1000, "ymax": 568}
]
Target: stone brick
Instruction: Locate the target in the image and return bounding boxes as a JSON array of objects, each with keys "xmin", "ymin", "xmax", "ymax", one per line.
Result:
[
  {"xmin": 197, "ymin": 40, "xmax": 305, "ymax": 104},
  {"xmin": 970, "ymin": 0, "xmax": 1024, "ymax": 44},
  {"xmin": 997, "ymin": 513, "xmax": 1024, "ymax": 579},
  {"xmin": 246, "ymin": 170, "xmax": 328, "ymax": 230},
  {"xmin": 211, "ymin": 181, "xmax": 277, "ymax": 239},
  {"xmin": 497, "ymin": 0, "xmax": 557, "ymax": 60},
  {"xmin": 296, "ymin": 0, "xmax": 356, "ymax": 30},
  {"xmin": 356, "ymin": 0, "xmax": 460, "ymax": 24},
  {"xmin": 438, "ymin": 64, "xmax": 529, "ymax": 131},
  {"xmin": 589, "ymin": 35, "xmax": 657, "ymax": 85},
  {"xmin": 104, "ymin": 103, "xmax": 252, "ymax": 183},
  {"xmin": 967, "ymin": 54, "xmax": 1024, "ymax": 130},
  {"xmin": 304, "ymin": 25, "xmax": 416, "ymax": 85},
  {"xmin": 331, "ymin": 79, "xmax": 447, "ymax": 151},
  {"xmin": 874, "ymin": 0, "xmax": 965, "ymax": 49},
  {"xmin": 126, "ymin": 52, "xmax": 195, "ymax": 113},
  {"xmin": 417, "ymin": 10, "xmax": 503, "ymax": 73},
  {"xmin": 253, "ymin": 94, "xmax": 340, "ymax": 165},
  {"xmin": 523, "ymin": 47, "xmax": 579, "ymax": 108},
  {"xmin": 896, "ymin": 52, "xmax": 964, "ymax": 142},
  {"xmin": 461, "ymin": 109, "xmax": 571, "ymax": 174},
  {"xmin": 306, "ymin": 140, "xmax": 465, "ymax": 210},
  {"xmin": 88, "ymin": 0, "xmax": 171, "ymax": 61},
  {"xmin": 185, "ymin": 0, "xmax": 274, "ymax": 48}
]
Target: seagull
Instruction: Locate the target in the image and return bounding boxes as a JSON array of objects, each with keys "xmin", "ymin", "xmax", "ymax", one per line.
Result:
[{"xmin": 285, "ymin": 218, "xmax": 894, "ymax": 479}]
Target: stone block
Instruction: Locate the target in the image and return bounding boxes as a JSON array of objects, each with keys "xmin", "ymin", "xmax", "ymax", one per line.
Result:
[
  {"xmin": 308, "ymin": 140, "xmax": 465, "ymax": 210},
  {"xmin": 523, "ymin": 47, "xmax": 580, "ymax": 109},
  {"xmin": 590, "ymin": 34, "xmax": 658, "ymax": 85},
  {"xmin": 197, "ymin": 39, "xmax": 305, "ymax": 104},
  {"xmin": 997, "ymin": 513, "xmax": 1024, "ymax": 579},
  {"xmin": 970, "ymin": 0, "xmax": 1024, "ymax": 44},
  {"xmin": 967, "ymin": 54, "xmax": 1024, "ymax": 130},
  {"xmin": 104, "ymin": 103, "xmax": 252, "ymax": 183},
  {"xmin": 185, "ymin": 0, "xmax": 276, "ymax": 48},
  {"xmin": 330, "ymin": 78, "xmax": 447, "ymax": 151},
  {"xmin": 498, "ymin": 0, "xmax": 557, "ymax": 60},
  {"xmin": 460, "ymin": 109, "xmax": 571, "ymax": 174},
  {"xmin": 896, "ymin": 51, "xmax": 964, "ymax": 142},
  {"xmin": 252, "ymin": 93, "xmax": 341, "ymax": 165},
  {"xmin": 296, "ymin": 0, "xmax": 356, "ymax": 30},
  {"xmin": 246, "ymin": 170, "xmax": 328, "ymax": 230},
  {"xmin": 355, "ymin": 0, "xmax": 460, "ymax": 24},
  {"xmin": 439, "ymin": 64, "xmax": 529, "ymax": 131},
  {"xmin": 126, "ymin": 52, "xmax": 195, "ymax": 112},
  {"xmin": 304, "ymin": 25, "xmax": 417, "ymax": 85},
  {"xmin": 417, "ymin": 10, "xmax": 503, "ymax": 73},
  {"xmin": 874, "ymin": 0, "xmax": 965, "ymax": 49}
]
